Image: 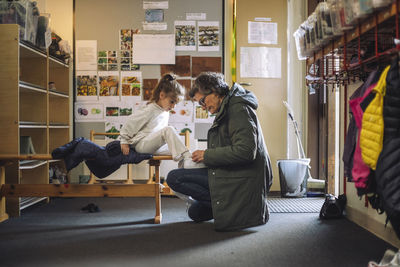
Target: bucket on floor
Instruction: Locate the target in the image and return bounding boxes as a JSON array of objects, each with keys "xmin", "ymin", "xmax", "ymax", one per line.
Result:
[{"xmin": 277, "ymin": 158, "xmax": 310, "ymax": 198}]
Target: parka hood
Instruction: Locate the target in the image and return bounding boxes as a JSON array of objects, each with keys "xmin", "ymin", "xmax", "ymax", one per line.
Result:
[{"xmin": 228, "ymin": 83, "xmax": 259, "ymax": 110}]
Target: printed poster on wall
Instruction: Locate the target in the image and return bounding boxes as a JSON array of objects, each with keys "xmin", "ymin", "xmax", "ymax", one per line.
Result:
[
  {"xmin": 175, "ymin": 21, "xmax": 196, "ymax": 51},
  {"xmin": 120, "ymin": 71, "xmax": 142, "ymax": 101},
  {"xmin": 76, "ymin": 71, "xmax": 98, "ymax": 102},
  {"xmin": 98, "ymin": 50, "xmax": 118, "ymax": 71},
  {"xmin": 198, "ymin": 21, "xmax": 219, "ymax": 52},
  {"xmin": 76, "ymin": 40, "xmax": 97, "ymax": 70},
  {"xmin": 248, "ymin": 21, "xmax": 277, "ymax": 44},
  {"xmin": 98, "ymin": 71, "xmax": 120, "ymax": 101},
  {"xmin": 74, "ymin": 102, "xmax": 104, "ymax": 122},
  {"xmin": 120, "ymin": 29, "xmax": 140, "ymax": 71},
  {"xmin": 240, "ymin": 47, "xmax": 281, "ymax": 78}
]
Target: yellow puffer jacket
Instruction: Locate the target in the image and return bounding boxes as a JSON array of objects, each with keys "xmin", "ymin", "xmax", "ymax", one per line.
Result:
[{"xmin": 360, "ymin": 66, "xmax": 390, "ymax": 170}]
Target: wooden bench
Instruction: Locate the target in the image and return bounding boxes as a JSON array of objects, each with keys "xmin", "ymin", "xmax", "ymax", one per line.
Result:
[{"xmin": 0, "ymin": 130, "xmax": 190, "ymax": 224}]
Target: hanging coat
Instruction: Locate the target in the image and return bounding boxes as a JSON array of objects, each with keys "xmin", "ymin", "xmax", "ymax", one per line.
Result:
[
  {"xmin": 375, "ymin": 57, "xmax": 400, "ymax": 239},
  {"xmin": 342, "ymin": 70, "xmax": 379, "ymax": 181},
  {"xmin": 360, "ymin": 66, "xmax": 390, "ymax": 170}
]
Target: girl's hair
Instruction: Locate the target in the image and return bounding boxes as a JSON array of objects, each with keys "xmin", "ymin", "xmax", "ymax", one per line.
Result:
[
  {"xmin": 190, "ymin": 72, "xmax": 230, "ymax": 98},
  {"xmin": 150, "ymin": 73, "xmax": 184, "ymax": 103}
]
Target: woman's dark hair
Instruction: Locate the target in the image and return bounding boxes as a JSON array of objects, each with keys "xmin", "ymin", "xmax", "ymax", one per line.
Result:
[
  {"xmin": 150, "ymin": 73, "xmax": 184, "ymax": 103},
  {"xmin": 190, "ymin": 72, "xmax": 230, "ymax": 98}
]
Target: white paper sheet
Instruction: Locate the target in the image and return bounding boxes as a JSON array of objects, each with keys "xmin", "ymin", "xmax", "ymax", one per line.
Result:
[
  {"xmin": 248, "ymin": 21, "xmax": 277, "ymax": 45},
  {"xmin": 240, "ymin": 47, "xmax": 281, "ymax": 78},
  {"xmin": 186, "ymin": 13, "xmax": 206, "ymax": 20},
  {"xmin": 198, "ymin": 21, "xmax": 219, "ymax": 52},
  {"xmin": 175, "ymin": 21, "xmax": 196, "ymax": 51},
  {"xmin": 76, "ymin": 40, "xmax": 97, "ymax": 70},
  {"xmin": 132, "ymin": 34, "xmax": 175, "ymax": 64},
  {"xmin": 142, "ymin": 22, "xmax": 168, "ymax": 31},
  {"xmin": 143, "ymin": 1, "xmax": 168, "ymax": 9}
]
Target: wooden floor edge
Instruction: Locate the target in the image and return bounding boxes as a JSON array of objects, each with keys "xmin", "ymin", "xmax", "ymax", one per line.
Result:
[{"xmin": 346, "ymin": 206, "xmax": 400, "ymax": 249}]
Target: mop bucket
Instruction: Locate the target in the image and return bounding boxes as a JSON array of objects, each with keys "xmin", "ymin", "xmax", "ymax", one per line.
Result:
[{"xmin": 277, "ymin": 158, "xmax": 310, "ymax": 198}]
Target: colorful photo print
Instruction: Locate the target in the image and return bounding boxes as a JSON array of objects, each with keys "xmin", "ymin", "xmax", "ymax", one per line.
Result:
[
  {"xmin": 169, "ymin": 101, "xmax": 194, "ymax": 123},
  {"xmin": 121, "ymin": 57, "xmax": 131, "ymax": 64},
  {"xmin": 121, "ymin": 51, "xmax": 131, "ymax": 58},
  {"xmin": 119, "ymin": 106, "xmax": 133, "ymax": 116},
  {"xmin": 108, "ymin": 64, "xmax": 118, "ymax": 71},
  {"xmin": 98, "ymin": 64, "xmax": 107, "ymax": 71},
  {"xmin": 175, "ymin": 21, "xmax": 196, "ymax": 51},
  {"xmin": 121, "ymin": 65, "xmax": 131, "ymax": 71},
  {"xmin": 142, "ymin": 79, "xmax": 158, "ymax": 101},
  {"xmin": 76, "ymin": 74, "xmax": 97, "ymax": 96},
  {"xmin": 131, "ymin": 64, "xmax": 140, "ymax": 71},
  {"xmin": 145, "ymin": 9, "xmax": 164, "ymax": 23},
  {"xmin": 98, "ymin": 51, "xmax": 107, "ymax": 57},
  {"xmin": 98, "ymin": 58, "xmax": 107, "ymax": 64},
  {"xmin": 121, "ymin": 72, "xmax": 142, "ymax": 97},
  {"xmin": 108, "ymin": 51, "xmax": 116, "ymax": 57},
  {"xmin": 99, "ymin": 75, "xmax": 119, "ymax": 96},
  {"xmin": 106, "ymin": 106, "xmax": 119, "ymax": 117},
  {"xmin": 105, "ymin": 122, "xmax": 121, "ymax": 140},
  {"xmin": 198, "ymin": 21, "xmax": 220, "ymax": 51}
]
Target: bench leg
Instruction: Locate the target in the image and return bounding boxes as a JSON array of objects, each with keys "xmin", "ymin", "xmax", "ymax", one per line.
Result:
[
  {"xmin": 0, "ymin": 165, "xmax": 9, "ymax": 223},
  {"xmin": 151, "ymin": 160, "xmax": 162, "ymax": 224}
]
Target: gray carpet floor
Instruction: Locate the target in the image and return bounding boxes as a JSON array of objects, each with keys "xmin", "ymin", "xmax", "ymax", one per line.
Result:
[{"xmin": 0, "ymin": 197, "xmax": 396, "ymax": 267}]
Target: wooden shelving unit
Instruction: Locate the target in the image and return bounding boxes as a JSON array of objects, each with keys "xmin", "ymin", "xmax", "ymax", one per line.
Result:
[{"xmin": 0, "ymin": 24, "xmax": 71, "ymax": 216}]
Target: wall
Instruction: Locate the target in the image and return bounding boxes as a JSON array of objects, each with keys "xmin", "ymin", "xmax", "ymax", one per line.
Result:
[{"xmin": 74, "ymin": 0, "xmax": 223, "ymax": 182}]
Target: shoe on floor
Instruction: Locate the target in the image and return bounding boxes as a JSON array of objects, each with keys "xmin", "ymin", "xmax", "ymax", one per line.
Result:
[
  {"xmin": 183, "ymin": 158, "xmax": 207, "ymax": 169},
  {"xmin": 173, "ymin": 191, "xmax": 196, "ymax": 205}
]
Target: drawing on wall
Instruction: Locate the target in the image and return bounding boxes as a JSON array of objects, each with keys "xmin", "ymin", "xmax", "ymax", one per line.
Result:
[
  {"xmin": 98, "ymin": 50, "xmax": 118, "ymax": 71},
  {"xmin": 160, "ymin": 55, "xmax": 191, "ymax": 77},
  {"xmin": 169, "ymin": 101, "xmax": 193, "ymax": 123},
  {"xmin": 198, "ymin": 21, "xmax": 219, "ymax": 52},
  {"xmin": 76, "ymin": 71, "xmax": 98, "ymax": 101},
  {"xmin": 191, "ymin": 56, "xmax": 222, "ymax": 77},
  {"xmin": 74, "ymin": 102, "xmax": 104, "ymax": 122},
  {"xmin": 98, "ymin": 71, "xmax": 119, "ymax": 100},
  {"xmin": 145, "ymin": 9, "xmax": 164, "ymax": 22},
  {"xmin": 175, "ymin": 21, "xmax": 196, "ymax": 51},
  {"xmin": 142, "ymin": 78, "xmax": 158, "ymax": 101}
]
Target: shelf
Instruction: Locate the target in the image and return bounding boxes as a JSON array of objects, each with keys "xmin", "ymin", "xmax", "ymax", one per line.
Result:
[
  {"xmin": 49, "ymin": 56, "xmax": 69, "ymax": 68},
  {"xmin": 19, "ymin": 122, "xmax": 47, "ymax": 129},
  {"xmin": 49, "ymin": 90, "xmax": 69, "ymax": 98},
  {"xmin": 19, "ymin": 160, "xmax": 47, "ymax": 170},
  {"xmin": 49, "ymin": 124, "xmax": 70, "ymax": 129},
  {"xmin": 19, "ymin": 42, "xmax": 46, "ymax": 59},
  {"xmin": 19, "ymin": 81, "xmax": 47, "ymax": 94}
]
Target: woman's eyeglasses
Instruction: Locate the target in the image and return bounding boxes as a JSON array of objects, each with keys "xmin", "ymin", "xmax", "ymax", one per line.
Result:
[{"xmin": 199, "ymin": 94, "xmax": 209, "ymax": 106}]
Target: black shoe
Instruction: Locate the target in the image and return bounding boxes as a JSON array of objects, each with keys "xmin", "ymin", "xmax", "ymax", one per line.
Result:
[{"xmin": 81, "ymin": 203, "xmax": 100, "ymax": 213}]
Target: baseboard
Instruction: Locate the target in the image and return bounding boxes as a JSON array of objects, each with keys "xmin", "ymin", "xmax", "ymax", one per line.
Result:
[{"xmin": 346, "ymin": 206, "xmax": 400, "ymax": 249}]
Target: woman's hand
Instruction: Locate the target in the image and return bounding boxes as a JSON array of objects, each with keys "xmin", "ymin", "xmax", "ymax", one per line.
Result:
[
  {"xmin": 121, "ymin": 143, "xmax": 130, "ymax": 155},
  {"xmin": 191, "ymin": 150, "xmax": 205, "ymax": 162}
]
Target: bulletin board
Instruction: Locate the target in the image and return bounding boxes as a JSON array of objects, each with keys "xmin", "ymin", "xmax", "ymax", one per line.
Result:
[{"xmin": 73, "ymin": 0, "xmax": 223, "ymax": 179}]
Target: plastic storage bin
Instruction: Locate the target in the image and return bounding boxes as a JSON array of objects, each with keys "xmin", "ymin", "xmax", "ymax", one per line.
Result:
[
  {"xmin": 0, "ymin": 0, "xmax": 39, "ymax": 44},
  {"xmin": 277, "ymin": 158, "xmax": 310, "ymax": 198}
]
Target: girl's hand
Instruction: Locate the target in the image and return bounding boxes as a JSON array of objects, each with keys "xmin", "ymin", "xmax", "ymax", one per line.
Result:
[
  {"xmin": 191, "ymin": 150, "xmax": 205, "ymax": 162},
  {"xmin": 121, "ymin": 144, "xmax": 130, "ymax": 155}
]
